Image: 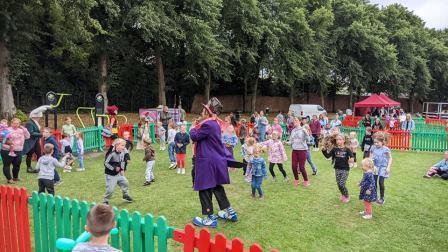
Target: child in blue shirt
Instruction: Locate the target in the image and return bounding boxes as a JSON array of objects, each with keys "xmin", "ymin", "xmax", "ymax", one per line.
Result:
[
  {"xmin": 370, "ymin": 132, "xmax": 392, "ymax": 205},
  {"xmin": 424, "ymin": 151, "xmax": 448, "ymax": 180},
  {"xmin": 250, "ymin": 145, "xmax": 267, "ymax": 199}
]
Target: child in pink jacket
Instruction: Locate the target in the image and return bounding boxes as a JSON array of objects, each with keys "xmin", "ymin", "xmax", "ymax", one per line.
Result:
[{"xmin": 259, "ymin": 131, "xmax": 288, "ymax": 181}]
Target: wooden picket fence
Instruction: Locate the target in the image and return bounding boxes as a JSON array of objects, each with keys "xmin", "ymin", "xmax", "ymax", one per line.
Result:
[
  {"xmin": 22, "ymin": 190, "xmax": 276, "ymax": 252},
  {"xmin": 0, "ymin": 186, "xmax": 32, "ymax": 252}
]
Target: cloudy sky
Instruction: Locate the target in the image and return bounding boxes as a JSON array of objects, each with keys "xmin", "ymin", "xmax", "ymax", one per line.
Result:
[{"xmin": 369, "ymin": 0, "xmax": 447, "ymax": 29}]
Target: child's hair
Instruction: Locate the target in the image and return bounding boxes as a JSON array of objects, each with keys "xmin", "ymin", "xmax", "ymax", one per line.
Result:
[
  {"xmin": 0, "ymin": 119, "xmax": 8, "ymax": 124},
  {"xmin": 86, "ymin": 204, "xmax": 115, "ymax": 237},
  {"xmin": 361, "ymin": 158, "xmax": 374, "ymax": 171},
  {"xmin": 168, "ymin": 120, "xmax": 175, "ymax": 129},
  {"xmin": 43, "ymin": 143, "xmax": 54, "ymax": 155},
  {"xmin": 143, "ymin": 138, "xmax": 152, "ymax": 145},
  {"xmin": 373, "ymin": 131, "xmax": 389, "ymax": 145},
  {"xmin": 245, "ymin": 137, "xmax": 255, "ymax": 146},
  {"xmin": 320, "ymin": 133, "xmax": 350, "ymax": 151},
  {"xmin": 115, "ymin": 138, "xmax": 126, "ymax": 147},
  {"xmin": 11, "ymin": 118, "xmax": 21, "ymax": 124},
  {"xmin": 349, "ymin": 131, "xmax": 357, "ymax": 138},
  {"xmin": 271, "ymin": 131, "xmax": 280, "ymax": 139},
  {"xmin": 76, "ymin": 131, "xmax": 83, "ymax": 139},
  {"xmin": 65, "ymin": 117, "xmax": 72, "ymax": 122},
  {"xmin": 253, "ymin": 144, "xmax": 264, "ymax": 154},
  {"xmin": 42, "ymin": 127, "xmax": 52, "ymax": 133},
  {"xmin": 62, "ymin": 134, "xmax": 69, "ymax": 139}
]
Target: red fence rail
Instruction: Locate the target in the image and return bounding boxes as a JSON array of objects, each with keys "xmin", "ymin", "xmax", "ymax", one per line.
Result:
[
  {"xmin": 173, "ymin": 224, "xmax": 279, "ymax": 252},
  {"xmin": 425, "ymin": 118, "xmax": 447, "ymax": 126},
  {"xmin": 0, "ymin": 186, "xmax": 32, "ymax": 252}
]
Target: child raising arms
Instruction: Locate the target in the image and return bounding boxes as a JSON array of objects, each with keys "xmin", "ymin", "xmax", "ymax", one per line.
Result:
[{"xmin": 259, "ymin": 131, "xmax": 288, "ymax": 181}]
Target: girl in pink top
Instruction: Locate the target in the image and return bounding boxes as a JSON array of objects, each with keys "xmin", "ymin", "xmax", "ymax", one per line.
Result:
[
  {"xmin": 267, "ymin": 117, "xmax": 283, "ymax": 139},
  {"xmin": 1, "ymin": 118, "xmax": 30, "ymax": 183},
  {"xmin": 259, "ymin": 131, "xmax": 288, "ymax": 181}
]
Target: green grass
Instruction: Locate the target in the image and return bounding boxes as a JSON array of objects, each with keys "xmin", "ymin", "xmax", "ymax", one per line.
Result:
[{"xmin": 5, "ymin": 145, "xmax": 448, "ymax": 251}]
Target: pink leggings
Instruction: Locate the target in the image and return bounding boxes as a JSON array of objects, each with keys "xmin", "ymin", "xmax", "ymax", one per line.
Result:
[{"xmin": 291, "ymin": 150, "xmax": 308, "ymax": 181}]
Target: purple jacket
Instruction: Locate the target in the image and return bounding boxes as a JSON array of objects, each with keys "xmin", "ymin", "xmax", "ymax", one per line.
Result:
[{"xmin": 190, "ymin": 119, "xmax": 232, "ymax": 191}]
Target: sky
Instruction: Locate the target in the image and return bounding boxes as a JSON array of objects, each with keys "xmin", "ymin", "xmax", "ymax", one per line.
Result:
[{"xmin": 369, "ymin": 0, "xmax": 448, "ymax": 29}]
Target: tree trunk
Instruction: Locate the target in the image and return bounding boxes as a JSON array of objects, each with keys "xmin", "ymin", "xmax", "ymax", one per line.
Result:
[
  {"xmin": 290, "ymin": 84, "xmax": 295, "ymax": 104},
  {"xmin": 408, "ymin": 88, "xmax": 415, "ymax": 113},
  {"xmin": 204, "ymin": 66, "xmax": 211, "ymax": 102},
  {"xmin": 348, "ymin": 82, "xmax": 354, "ymax": 108},
  {"xmin": 319, "ymin": 87, "xmax": 325, "ymax": 107},
  {"xmin": 0, "ymin": 41, "xmax": 16, "ymax": 119},
  {"xmin": 99, "ymin": 52, "xmax": 109, "ymax": 110},
  {"xmin": 243, "ymin": 78, "xmax": 247, "ymax": 113},
  {"xmin": 155, "ymin": 49, "xmax": 166, "ymax": 106},
  {"xmin": 251, "ymin": 75, "xmax": 259, "ymax": 113}
]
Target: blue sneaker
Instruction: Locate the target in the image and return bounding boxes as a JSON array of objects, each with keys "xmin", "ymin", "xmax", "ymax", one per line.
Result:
[
  {"xmin": 192, "ymin": 216, "xmax": 218, "ymax": 228},
  {"xmin": 218, "ymin": 207, "xmax": 238, "ymax": 222}
]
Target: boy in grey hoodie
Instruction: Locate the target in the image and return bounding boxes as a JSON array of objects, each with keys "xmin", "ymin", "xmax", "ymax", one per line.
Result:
[{"xmin": 37, "ymin": 143, "xmax": 66, "ymax": 195}]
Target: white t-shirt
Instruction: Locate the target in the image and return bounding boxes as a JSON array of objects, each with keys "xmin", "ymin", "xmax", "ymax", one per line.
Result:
[{"xmin": 167, "ymin": 129, "xmax": 177, "ymax": 144}]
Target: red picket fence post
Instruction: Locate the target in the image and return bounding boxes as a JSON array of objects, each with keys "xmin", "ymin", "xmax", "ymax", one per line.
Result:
[
  {"xmin": 173, "ymin": 224, "xmax": 279, "ymax": 252},
  {"xmin": 425, "ymin": 118, "xmax": 446, "ymax": 126},
  {"xmin": 372, "ymin": 130, "xmax": 411, "ymax": 150},
  {"xmin": 0, "ymin": 186, "xmax": 32, "ymax": 252}
]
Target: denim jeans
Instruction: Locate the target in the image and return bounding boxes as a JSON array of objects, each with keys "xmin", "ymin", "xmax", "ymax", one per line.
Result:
[
  {"xmin": 251, "ymin": 175, "xmax": 264, "ymax": 196},
  {"xmin": 306, "ymin": 150, "xmax": 317, "ymax": 173},
  {"xmin": 168, "ymin": 142, "xmax": 176, "ymax": 163},
  {"xmin": 78, "ymin": 154, "xmax": 84, "ymax": 169}
]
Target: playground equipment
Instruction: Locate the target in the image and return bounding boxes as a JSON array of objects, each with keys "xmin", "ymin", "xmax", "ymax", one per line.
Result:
[
  {"xmin": 43, "ymin": 91, "xmax": 72, "ymax": 129},
  {"xmin": 76, "ymin": 93, "xmax": 127, "ymax": 128},
  {"xmin": 56, "ymin": 228, "xmax": 118, "ymax": 251},
  {"xmin": 422, "ymin": 102, "xmax": 448, "ymax": 119}
]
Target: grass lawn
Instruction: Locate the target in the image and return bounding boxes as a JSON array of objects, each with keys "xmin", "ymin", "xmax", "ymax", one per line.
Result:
[{"xmin": 4, "ymin": 144, "xmax": 448, "ymax": 251}]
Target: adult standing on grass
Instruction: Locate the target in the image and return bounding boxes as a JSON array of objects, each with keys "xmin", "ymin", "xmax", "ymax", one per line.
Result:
[
  {"xmin": 1, "ymin": 118, "xmax": 30, "ymax": 183},
  {"xmin": 288, "ymin": 117, "xmax": 311, "ymax": 187},
  {"xmin": 23, "ymin": 106, "xmax": 49, "ymax": 173},
  {"xmin": 310, "ymin": 115, "xmax": 321, "ymax": 151},
  {"xmin": 190, "ymin": 97, "xmax": 238, "ymax": 228},
  {"xmin": 257, "ymin": 110, "xmax": 269, "ymax": 142},
  {"xmin": 159, "ymin": 105, "xmax": 171, "ymax": 140},
  {"xmin": 401, "ymin": 114, "xmax": 415, "ymax": 131}
]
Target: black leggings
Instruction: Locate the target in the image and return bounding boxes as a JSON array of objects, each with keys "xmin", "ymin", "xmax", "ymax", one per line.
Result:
[
  {"xmin": 374, "ymin": 175, "xmax": 385, "ymax": 199},
  {"xmin": 312, "ymin": 134, "xmax": 319, "ymax": 148},
  {"xmin": 269, "ymin": 163, "xmax": 287, "ymax": 178},
  {"xmin": 1, "ymin": 150, "xmax": 23, "ymax": 180},
  {"xmin": 26, "ymin": 142, "xmax": 41, "ymax": 168},
  {"xmin": 199, "ymin": 185, "xmax": 230, "ymax": 215}
]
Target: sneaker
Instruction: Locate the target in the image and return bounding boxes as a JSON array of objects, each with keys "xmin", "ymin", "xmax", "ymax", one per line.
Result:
[
  {"xmin": 102, "ymin": 201, "xmax": 109, "ymax": 205},
  {"xmin": 293, "ymin": 180, "xmax": 299, "ymax": 188},
  {"xmin": 192, "ymin": 216, "xmax": 218, "ymax": 228},
  {"xmin": 283, "ymin": 177, "xmax": 289, "ymax": 182},
  {"xmin": 143, "ymin": 181, "xmax": 151, "ymax": 186},
  {"xmin": 271, "ymin": 177, "xmax": 277, "ymax": 182},
  {"xmin": 27, "ymin": 168, "xmax": 38, "ymax": 173},
  {"xmin": 7, "ymin": 180, "xmax": 14, "ymax": 184},
  {"xmin": 150, "ymin": 179, "xmax": 155, "ymax": 183},
  {"xmin": 169, "ymin": 163, "xmax": 176, "ymax": 169},
  {"xmin": 362, "ymin": 214, "xmax": 372, "ymax": 220},
  {"xmin": 12, "ymin": 178, "xmax": 21, "ymax": 182},
  {"xmin": 54, "ymin": 181, "xmax": 63, "ymax": 186},
  {"xmin": 122, "ymin": 195, "xmax": 134, "ymax": 203},
  {"xmin": 354, "ymin": 163, "xmax": 358, "ymax": 168},
  {"xmin": 312, "ymin": 170, "xmax": 318, "ymax": 176},
  {"xmin": 259, "ymin": 195, "xmax": 264, "ymax": 200},
  {"xmin": 423, "ymin": 175, "xmax": 431, "ymax": 178},
  {"xmin": 181, "ymin": 169, "xmax": 185, "ymax": 175},
  {"xmin": 359, "ymin": 211, "xmax": 366, "ymax": 215},
  {"xmin": 218, "ymin": 207, "xmax": 238, "ymax": 222},
  {"xmin": 177, "ymin": 169, "xmax": 181, "ymax": 174},
  {"xmin": 77, "ymin": 168, "xmax": 85, "ymax": 172},
  {"xmin": 303, "ymin": 180, "xmax": 310, "ymax": 187},
  {"xmin": 376, "ymin": 198, "xmax": 385, "ymax": 205},
  {"xmin": 341, "ymin": 196, "xmax": 350, "ymax": 203}
]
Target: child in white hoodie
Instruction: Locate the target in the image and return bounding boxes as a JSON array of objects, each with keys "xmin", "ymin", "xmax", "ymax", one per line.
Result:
[{"xmin": 37, "ymin": 143, "xmax": 67, "ymax": 195}]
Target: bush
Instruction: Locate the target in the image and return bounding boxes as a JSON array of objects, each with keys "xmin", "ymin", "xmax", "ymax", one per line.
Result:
[{"xmin": 15, "ymin": 109, "xmax": 28, "ymax": 122}]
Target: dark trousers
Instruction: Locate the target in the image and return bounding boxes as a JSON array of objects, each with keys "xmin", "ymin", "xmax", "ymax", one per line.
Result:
[
  {"xmin": 312, "ymin": 134, "xmax": 319, "ymax": 148},
  {"xmin": 353, "ymin": 152, "xmax": 357, "ymax": 162},
  {"xmin": 1, "ymin": 150, "xmax": 23, "ymax": 180},
  {"xmin": 363, "ymin": 151, "xmax": 370, "ymax": 159},
  {"xmin": 54, "ymin": 170, "xmax": 61, "ymax": 182},
  {"xmin": 269, "ymin": 163, "xmax": 287, "ymax": 178},
  {"xmin": 374, "ymin": 175, "xmax": 385, "ymax": 199},
  {"xmin": 38, "ymin": 178, "xmax": 55, "ymax": 195},
  {"xmin": 432, "ymin": 169, "xmax": 448, "ymax": 180},
  {"xmin": 191, "ymin": 156, "xmax": 196, "ymax": 186},
  {"xmin": 243, "ymin": 160, "xmax": 248, "ymax": 175},
  {"xmin": 198, "ymin": 185, "xmax": 230, "ymax": 215},
  {"xmin": 291, "ymin": 150, "xmax": 308, "ymax": 181},
  {"xmin": 26, "ymin": 142, "xmax": 41, "ymax": 169}
]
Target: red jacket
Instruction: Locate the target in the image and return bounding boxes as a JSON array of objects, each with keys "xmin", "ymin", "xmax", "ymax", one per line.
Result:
[{"xmin": 310, "ymin": 119, "xmax": 321, "ymax": 135}]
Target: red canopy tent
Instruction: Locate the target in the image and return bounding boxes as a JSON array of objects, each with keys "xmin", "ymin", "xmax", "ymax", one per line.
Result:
[{"xmin": 354, "ymin": 94, "xmax": 400, "ymax": 115}]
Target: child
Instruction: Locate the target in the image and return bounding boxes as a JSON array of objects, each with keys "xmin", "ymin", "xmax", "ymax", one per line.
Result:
[
  {"xmin": 62, "ymin": 117, "xmax": 77, "ymax": 148},
  {"xmin": 174, "ymin": 125, "xmax": 190, "ymax": 174},
  {"xmin": 259, "ymin": 131, "xmax": 288, "ymax": 181},
  {"xmin": 370, "ymin": 132, "xmax": 392, "ymax": 205},
  {"xmin": 424, "ymin": 151, "xmax": 448, "ymax": 179},
  {"xmin": 303, "ymin": 125, "xmax": 318, "ymax": 176},
  {"xmin": 158, "ymin": 121, "xmax": 166, "ymax": 151},
  {"xmin": 60, "ymin": 134, "xmax": 74, "ymax": 172},
  {"xmin": 0, "ymin": 119, "xmax": 15, "ymax": 157},
  {"xmin": 241, "ymin": 137, "xmax": 256, "ymax": 182},
  {"xmin": 103, "ymin": 138, "xmax": 133, "ymax": 204},
  {"xmin": 359, "ymin": 158, "xmax": 377, "ymax": 220},
  {"xmin": 349, "ymin": 132, "xmax": 359, "ymax": 167},
  {"xmin": 322, "ymin": 134, "xmax": 354, "ymax": 203},
  {"xmin": 361, "ymin": 127, "xmax": 373, "ymax": 158},
  {"xmin": 36, "ymin": 144, "xmax": 66, "ymax": 195},
  {"xmin": 322, "ymin": 123, "xmax": 332, "ymax": 138},
  {"xmin": 222, "ymin": 125, "xmax": 238, "ymax": 158},
  {"xmin": 142, "ymin": 138, "xmax": 156, "ymax": 186},
  {"xmin": 239, "ymin": 119, "xmax": 247, "ymax": 145},
  {"xmin": 42, "ymin": 127, "xmax": 62, "ymax": 184},
  {"xmin": 249, "ymin": 145, "xmax": 268, "ymax": 198},
  {"xmin": 76, "ymin": 132, "xmax": 85, "ymax": 171},
  {"xmin": 72, "ymin": 204, "xmax": 120, "ymax": 252},
  {"xmin": 389, "ymin": 117, "xmax": 396, "ymax": 130},
  {"xmin": 167, "ymin": 121, "xmax": 177, "ymax": 169},
  {"xmin": 122, "ymin": 131, "xmax": 133, "ymax": 171}
]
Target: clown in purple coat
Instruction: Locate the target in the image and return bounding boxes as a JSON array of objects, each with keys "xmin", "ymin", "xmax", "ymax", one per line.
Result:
[{"xmin": 191, "ymin": 97, "xmax": 238, "ymax": 228}]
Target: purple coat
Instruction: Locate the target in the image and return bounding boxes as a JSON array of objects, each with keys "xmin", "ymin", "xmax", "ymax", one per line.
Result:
[{"xmin": 190, "ymin": 119, "xmax": 232, "ymax": 191}]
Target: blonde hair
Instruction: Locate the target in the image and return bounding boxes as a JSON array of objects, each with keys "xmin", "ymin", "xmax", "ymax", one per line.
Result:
[
  {"xmin": 361, "ymin": 158, "xmax": 374, "ymax": 171},
  {"xmin": 320, "ymin": 133, "xmax": 350, "ymax": 151},
  {"xmin": 0, "ymin": 119, "xmax": 8, "ymax": 124},
  {"xmin": 143, "ymin": 138, "xmax": 152, "ymax": 145},
  {"xmin": 245, "ymin": 137, "xmax": 255, "ymax": 146},
  {"xmin": 349, "ymin": 131, "xmax": 357, "ymax": 138},
  {"xmin": 43, "ymin": 143, "xmax": 54, "ymax": 155},
  {"xmin": 373, "ymin": 131, "xmax": 390, "ymax": 145},
  {"xmin": 11, "ymin": 118, "xmax": 21, "ymax": 124},
  {"xmin": 114, "ymin": 138, "xmax": 126, "ymax": 147}
]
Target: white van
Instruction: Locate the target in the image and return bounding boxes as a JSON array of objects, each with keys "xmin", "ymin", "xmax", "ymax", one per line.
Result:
[{"xmin": 288, "ymin": 104, "xmax": 327, "ymax": 118}]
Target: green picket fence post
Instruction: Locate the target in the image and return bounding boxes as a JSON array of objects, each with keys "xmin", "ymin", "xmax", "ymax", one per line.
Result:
[
  {"xmin": 39, "ymin": 193, "xmax": 49, "ymax": 252},
  {"xmin": 156, "ymin": 216, "xmax": 168, "ymax": 252},
  {"xmin": 186, "ymin": 122, "xmax": 192, "ymax": 132},
  {"xmin": 111, "ymin": 207, "xmax": 120, "ymax": 249},
  {"xmin": 149, "ymin": 123, "xmax": 156, "ymax": 143},
  {"xmin": 120, "ymin": 210, "xmax": 131, "ymax": 252},
  {"xmin": 31, "ymin": 192, "xmax": 41, "ymax": 252},
  {"xmin": 133, "ymin": 124, "xmax": 139, "ymax": 145},
  {"xmin": 143, "ymin": 214, "xmax": 155, "ymax": 252},
  {"xmin": 132, "ymin": 212, "xmax": 143, "ymax": 252},
  {"xmin": 72, "ymin": 200, "xmax": 81, "ymax": 239},
  {"xmin": 47, "ymin": 195, "xmax": 56, "ymax": 252}
]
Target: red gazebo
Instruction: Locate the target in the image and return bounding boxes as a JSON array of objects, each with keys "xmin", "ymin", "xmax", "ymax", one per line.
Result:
[{"xmin": 354, "ymin": 93, "xmax": 400, "ymax": 115}]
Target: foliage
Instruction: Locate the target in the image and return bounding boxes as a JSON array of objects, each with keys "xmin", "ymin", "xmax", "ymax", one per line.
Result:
[{"xmin": 15, "ymin": 109, "xmax": 28, "ymax": 122}]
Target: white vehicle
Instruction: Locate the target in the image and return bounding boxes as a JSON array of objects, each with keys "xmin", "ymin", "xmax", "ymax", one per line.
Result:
[{"xmin": 288, "ymin": 104, "xmax": 326, "ymax": 118}]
